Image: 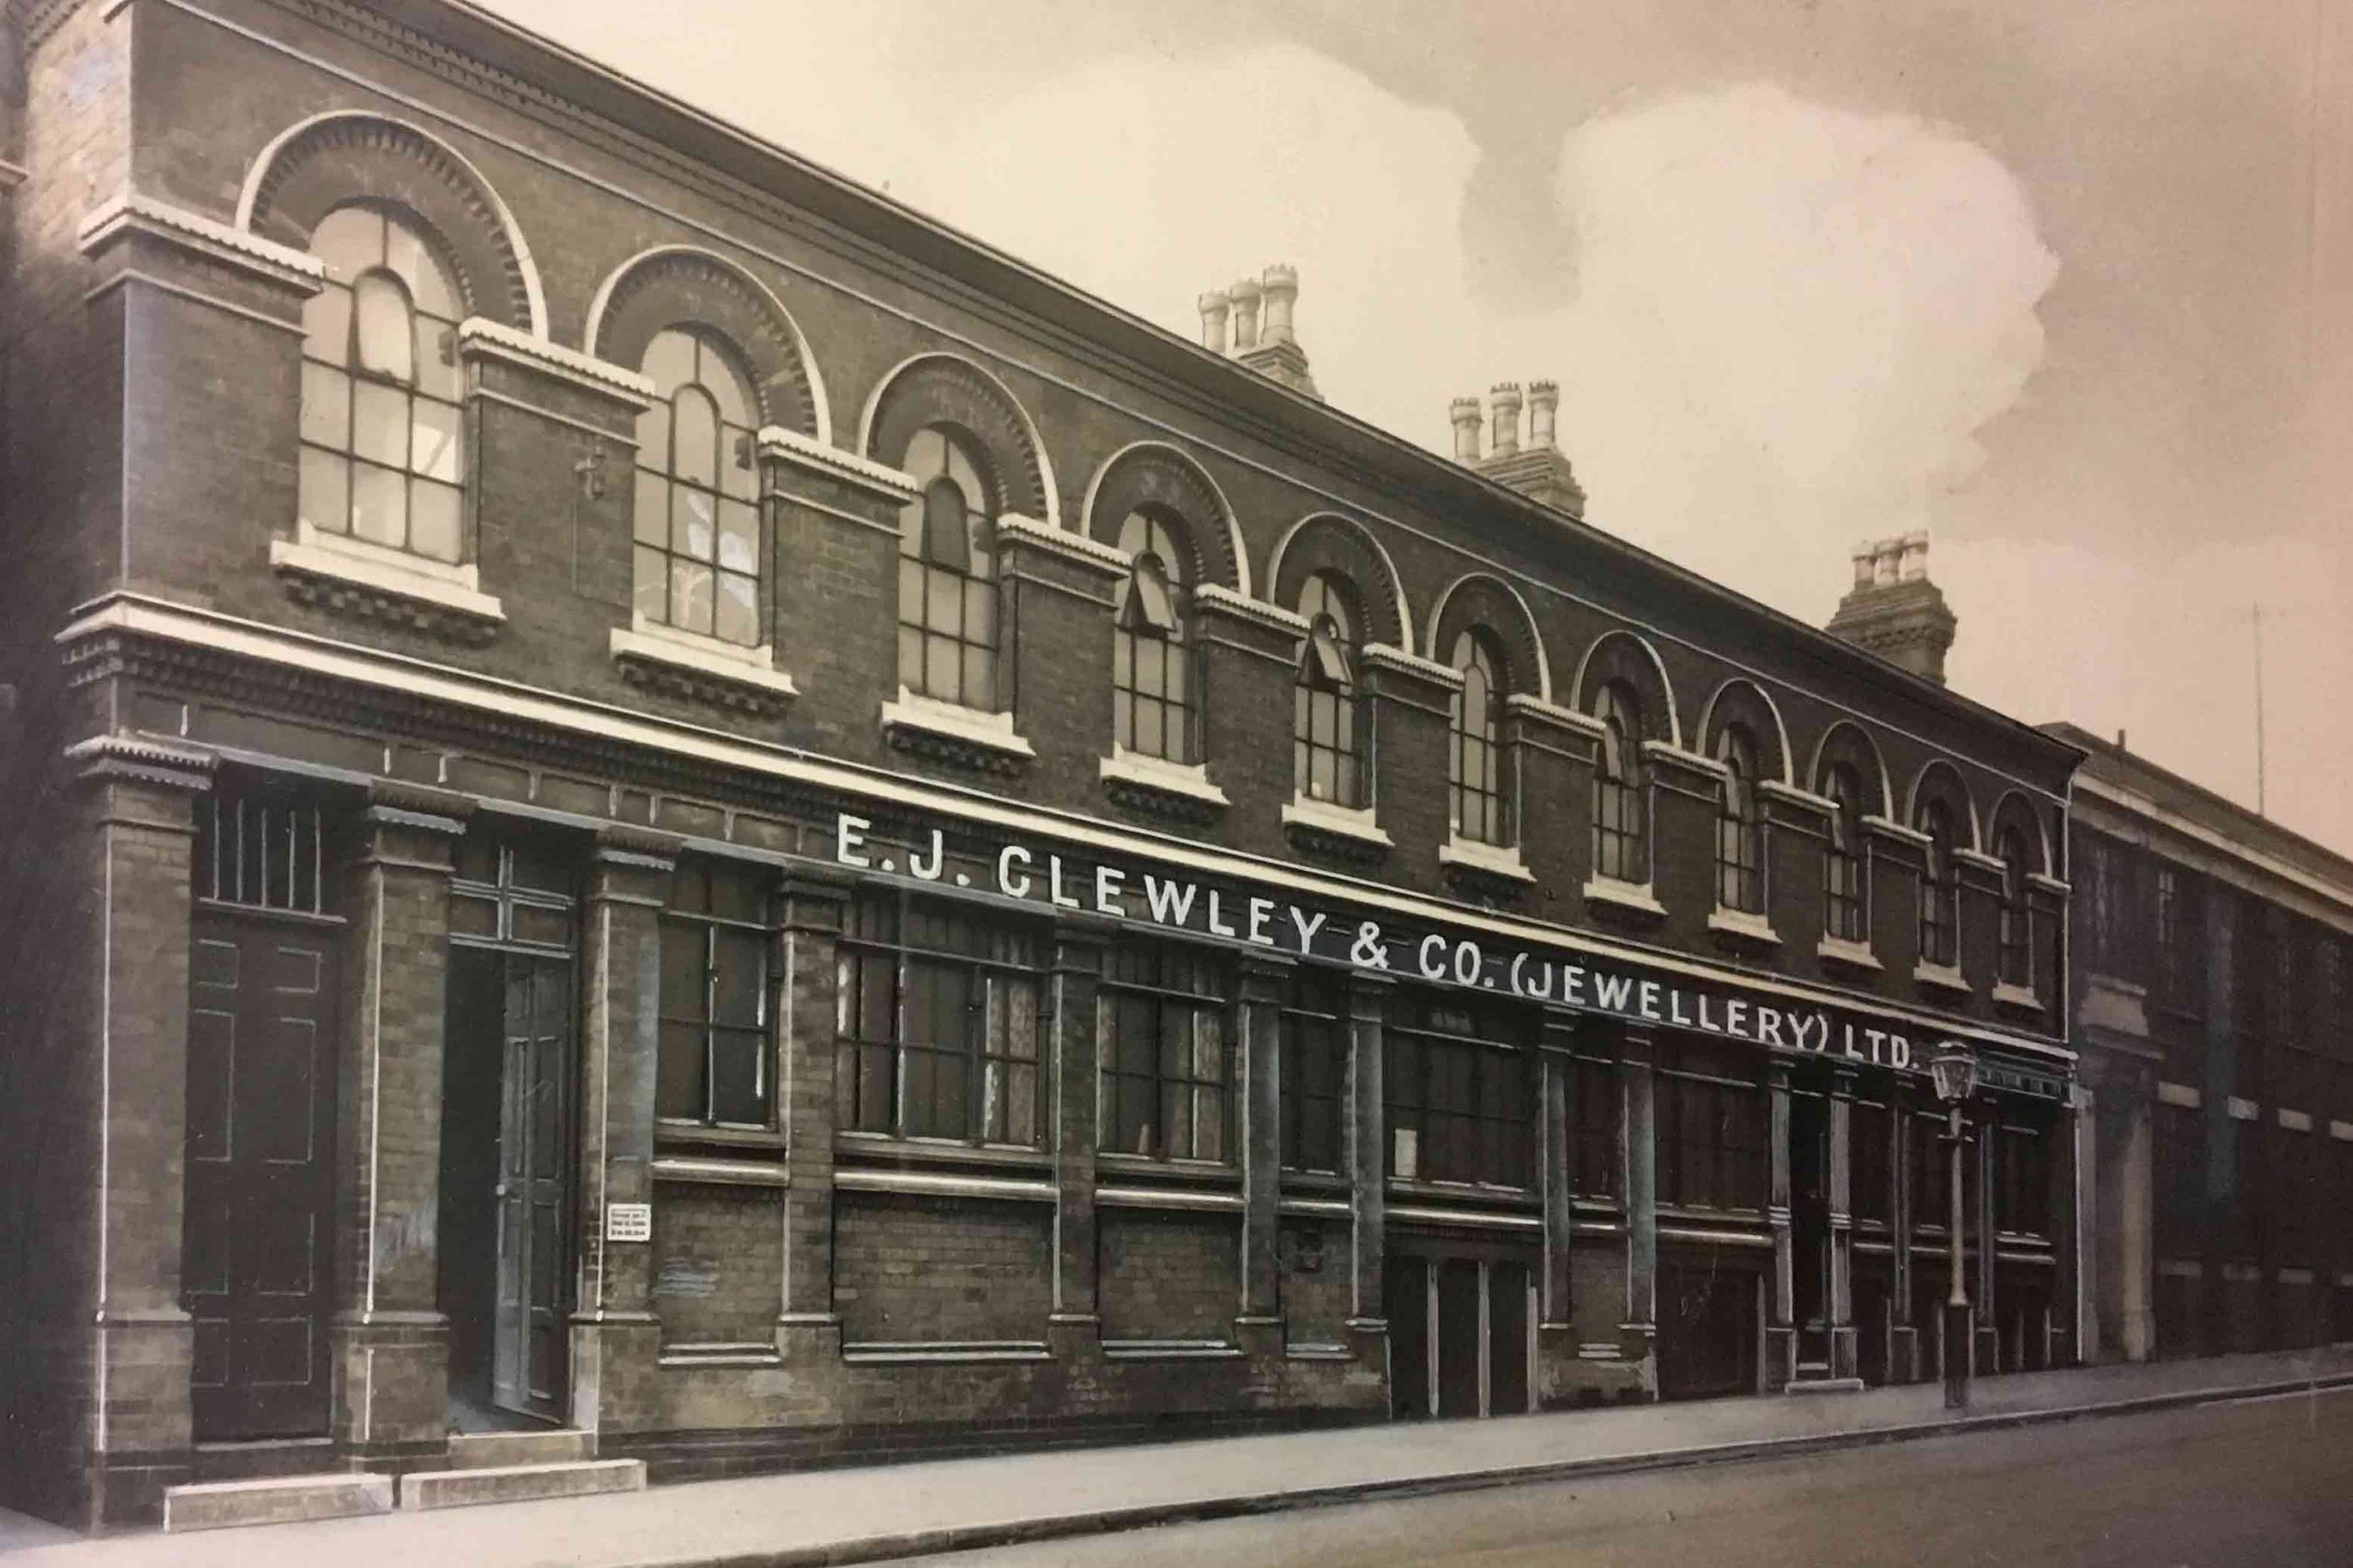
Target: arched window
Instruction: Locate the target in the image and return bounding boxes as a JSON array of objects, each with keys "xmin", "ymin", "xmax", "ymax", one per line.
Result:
[
  {"xmin": 1111, "ymin": 510, "xmax": 1194, "ymax": 763},
  {"xmin": 1823, "ymin": 763, "xmax": 1868, "ymax": 943},
  {"xmin": 1448, "ymin": 630, "xmax": 1506, "ymax": 845},
  {"xmin": 1592, "ymin": 682, "xmax": 1648, "ymax": 883},
  {"xmin": 1997, "ymin": 826, "xmax": 2032, "ymax": 987},
  {"xmin": 299, "ymin": 204, "xmax": 464, "ymax": 562},
  {"xmin": 633, "ymin": 328, "xmax": 762, "ymax": 645},
  {"xmin": 897, "ymin": 426, "xmax": 1000, "ymax": 710},
  {"xmin": 1916, "ymin": 797, "xmax": 1960, "ymax": 968},
  {"xmin": 1713, "ymin": 724, "xmax": 1764, "ymax": 914},
  {"xmin": 1293, "ymin": 572, "xmax": 1365, "ymax": 808}
]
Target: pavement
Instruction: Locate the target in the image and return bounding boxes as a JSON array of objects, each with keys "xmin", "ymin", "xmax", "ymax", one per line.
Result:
[{"xmin": 6, "ymin": 1346, "xmax": 2351, "ymax": 1568}]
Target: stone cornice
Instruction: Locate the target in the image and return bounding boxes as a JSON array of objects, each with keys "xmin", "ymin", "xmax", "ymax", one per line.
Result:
[
  {"xmin": 458, "ymin": 317, "xmax": 655, "ymax": 406},
  {"xmin": 63, "ymin": 732, "xmax": 216, "ymax": 791},
  {"xmin": 1640, "ymin": 740, "xmax": 1724, "ymax": 780},
  {"xmin": 1361, "ymin": 642, "xmax": 1462, "ymax": 691},
  {"xmin": 1503, "ymin": 692, "xmax": 1604, "ymax": 739},
  {"xmin": 1758, "ymin": 778, "xmax": 1836, "ymax": 817},
  {"xmin": 76, "ymin": 189, "xmax": 324, "ymax": 292},
  {"xmin": 1863, "ymin": 812, "xmax": 1932, "ymax": 849},
  {"xmin": 1192, "ymin": 583, "xmax": 1308, "ymax": 636},
  {"xmin": 994, "ymin": 513, "xmax": 1130, "ymax": 577},
  {"xmin": 756, "ymin": 425, "xmax": 920, "ymax": 504}
]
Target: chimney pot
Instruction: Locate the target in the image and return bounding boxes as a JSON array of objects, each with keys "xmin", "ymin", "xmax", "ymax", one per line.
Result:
[
  {"xmin": 1488, "ymin": 381, "xmax": 1524, "ymax": 456},
  {"xmin": 1448, "ymin": 396, "xmax": 1484, "ymax": 463},
  {"xmin": 1527, "ymin": 379, "xmax": 1560, "ymax": 450},
  {"xmin": 1198, "ymin": 290, "xmax": 1232, "ymax": 355},
  {"xmin": 1227, "ymin": 278, "xmax": 1262, "ymax": 352},
  {"xmin": 1259, "ymin": 264, "xmax": 1299, "ymax": 347}
]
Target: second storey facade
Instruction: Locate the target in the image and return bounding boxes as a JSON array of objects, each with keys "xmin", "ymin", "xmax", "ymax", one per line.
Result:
[{"xmin": 0, "ymin": 0, "xmax": 2083, "ymax": 1530}]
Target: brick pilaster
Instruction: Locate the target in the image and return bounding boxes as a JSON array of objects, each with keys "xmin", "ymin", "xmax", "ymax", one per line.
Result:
[
  {"xmin": 1046, "ymin": 913, "xmax": 1113, "ymax": 1351},
  {"xmin": 330, "ymin": 782, "xmax": 469, "ymax": 1461},
  {"xmin": 571, "ymin": 827, "xmax": 677, "ymax": 1431},
  {"xmin": 776, "ymin": 866, "xmax": 854, "ymax": 1362},
  {"xmin": 68, "ymin": 736, "xmax": 212, "ymax": 1528},
  {"xmin": 1766, "ymin": 1062, "xmax": 1797, "ymax": 1388},
  {"xmin": 1536, "ymin": 1006, "xmax": 1579, "ymax": 1403},
  {"xmin": 1345, "ymin": 972, "xmax": 1392, "ymax": 1356},
  {"xmin": 1619, "ymin": 1027, "xmax": 1657, "ymax": 1381},
  {"xmin": 1890, "ymin": 1077, "xmax": 1919, "ymax": 1381},
  {"xmin": 1828, "ymin": 1066, "xmax": 1859, "ymax": 1380},
  {"xmin": 1235, "ymin": 951, "xmax": 1291, "ymax": 1355}
]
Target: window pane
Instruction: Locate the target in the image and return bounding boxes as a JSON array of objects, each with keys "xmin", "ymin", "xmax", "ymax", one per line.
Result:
[
  {"xmin": 655, "ymin": 1019, "xmax": 705, "ymax": 1120},
  {"xmin": 299, "ymin": 362, "xmax": 349, "ymax": 448},
  {"xmin": 717, "ymin": 500, "xmax": 758, "ymax": 574},
  {"xmin": 415, "ymin": 324, "xmax": 461, "ymax": 403},
  {"xmin": 409, "ymin": 480, "xmax": 461, "ymax": 563},
  {"xmin": 634, "ymin": 546, "xmax": 667, "ymax": 622},
  {"xmin": 298, "ymin": 447, "xmax": 349, "ymax": 534},
  {"xmin": 411, "ymin": 397, "xmax": 460, "ymax": 482},
  {"xmin": 710, "ymin": 1031, "xmax": 766, "ymax": 1126},
  {"xmin": 674, "ymin": 388, "xmax": 717, "ymax": 487},
  {"xmin": 308, "ymin": 206, "xmax": 381, "ymax": 282},
  {"xmin": 925, "ymin": 635, "xmax": 959, "ymax": 699},
  {"xmin": 715, "ymin": 571, "xmax": 758, "ymax": 646},
  {"xmin": 634, "ymin": 471, "xmax": 667, "ymax": 546},
  {"xmin": 642, "ymin": 330, "xmax": 697, "ymax": 397},
  {"xmin": 351, "ymin": 381, "xmax": 408, "ymax": 468},
  {"xmin": 381, "ymin": 220, "xmax": 459, "ymax": 318},
  {"xmin": 301, "ymin": 285, "xmax": 351, "ymax": 365},
  {"xmin": 721, "ymin": 426, "xmax": 757, "ymax": 501},
  {"xmin": 350, "ymin": 462, "xmax": 405, "ymax": 547},
  {"xmin": 635, "ymin": 400, "xmax": 672, "ymax": 477},
  {"xmin": 670, "ymin": 560, "xmax": 714, "ymax": 634},
  {"xmin": 674, "ymin": 487, "xmax": 716, "ymax": 562},
  {"xmin": 711, "ymin": 928, "xmax": 765, "ymax": 1027},
  {"xmin": 353, "ymin": 273, "xmax": 415, "ymax": 383}
]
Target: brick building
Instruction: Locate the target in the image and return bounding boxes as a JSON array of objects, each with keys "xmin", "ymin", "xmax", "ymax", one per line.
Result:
[
  {"xmin": 2054, "ymin": 725, "xmax": 2353, "ymax": 1366},
  {"xmin": 0, "ymin": 0, "xmax": 2083, "ymax": 1530}
]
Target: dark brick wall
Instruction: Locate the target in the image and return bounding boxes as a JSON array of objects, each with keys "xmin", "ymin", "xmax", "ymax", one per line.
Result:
[
  {"xmin": 653, "ymin": 1186, "xmax": 787, "ymax": 1346},
  {"xmin": 1098, "ymin": 1210, "xmax": 1241, "ymax": 1342},
  {"xmin": 834, "ymin": 1192, "xmax": 1054, "ymax": 1345}
]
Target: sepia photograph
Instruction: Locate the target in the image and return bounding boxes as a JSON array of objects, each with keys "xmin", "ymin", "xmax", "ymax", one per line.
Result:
[{"xmin": 0, "ymin": 1, "xmax": 2347, "ymax": 1562}]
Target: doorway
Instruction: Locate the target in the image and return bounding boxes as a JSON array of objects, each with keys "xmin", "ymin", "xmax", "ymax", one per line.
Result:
[
  {"xmin": 1658, "ymin": 1261, "xmax": 1760, "ymax": 1400},
  {"xmin": 1381, "ymin": 1248, "xmax": 1534, "ymax": 1419},
  {"xmin": 438, "ymin": 833, "xmax": 577, "ymax": 1427}
]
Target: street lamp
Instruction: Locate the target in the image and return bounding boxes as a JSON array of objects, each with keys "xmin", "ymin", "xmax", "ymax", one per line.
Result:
[{"xmin": 1930, "ymin": 1042, "xmax": 1978, "ymax": 1411}]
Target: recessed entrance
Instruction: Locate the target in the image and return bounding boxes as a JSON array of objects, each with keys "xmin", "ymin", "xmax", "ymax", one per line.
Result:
[
  {"xmin": 1382, "ymin": 1248, "xmax": 1534, "ymax": 1419},
  {"xmin": 438, "ymin": 834, "xmax": 576, "ymax": 1428}
]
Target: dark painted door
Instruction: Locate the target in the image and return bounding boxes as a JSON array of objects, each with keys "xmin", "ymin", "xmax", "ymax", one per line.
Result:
[
  {"xmin": 1384, "ymin": 1257, "xmax": 1430, "ymax": 1418},
  {"xmin": 1488, "ymin": 1261, "xmax": 1531, "ymax": 1415},
  {"xmin": 1435, "ymin": 1259, "xmax": 1483, "ymax": 1417},
  {"xmin": 183, "ymin": 913, "xmax": 339, "ymax": 1439},
  {"xmin": 493, "ymin": 956, "xmax": 572, "ymax": 1420},
  {"xmin": 1659, "ymin": 1264, "xmax": 1758, "ymax": 1400}
]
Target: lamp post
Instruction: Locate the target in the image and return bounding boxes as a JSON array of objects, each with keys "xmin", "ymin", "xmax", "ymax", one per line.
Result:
[{"xmin": 1930, "ymin": 1042, "xmax": 1979, "ymax": 1411}]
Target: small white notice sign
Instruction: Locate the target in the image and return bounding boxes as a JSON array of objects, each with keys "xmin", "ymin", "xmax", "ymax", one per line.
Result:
[
  {"xmin": 605, "ymin": 1202, "xmax": 653, "ymax": 1244},
  {"xmin": 1392, "ymin": 1129, "xmax": 1418, "ymax": 1181}
]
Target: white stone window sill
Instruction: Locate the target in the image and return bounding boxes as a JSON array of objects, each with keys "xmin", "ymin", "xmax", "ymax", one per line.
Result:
[
  {"xmin": 1438, "ymin": 836, "xmax": 1533, "ymax": 882},
  {"xmin": 610, "ymin": 615, "xmax": 798, "ymax": 699},
  {"xmin": 1991, "ymin": 980, "xmax": 2041, "ymax": 1011},
  {"xmin": 1583, "ymin": 876, "xmax": 1666, "ymax": 919},
  {"xmin": 2279, "ymin": 1108, "xmax": 2313, "ymax": 1132},
  {"xmin": 2328, "ymin": 1119, "xmax": 2353, "ymax": 1143},
  {"xmin": 1913, "ymin": 960, "xmax": 1972, "ymax": 996},
  {"xmin": 2226, "ymin": 1095, "xmax": 2259, "ymax": 1122},
  {"xmin": 1706, "ymin": 906, "xmax": 1780, "ymax": 945},
  {"xmin": 270, "ymin": 521, "xmax": 505, "ymax": 621},
  {"xmin": 2155, "ymin": 1080, "xmax": 2202, "ymax": 1109},
  {"xmin": 881, "ymin": 687, "xmax": 1037, "ymax": 760},
  {"xmin": 1815, "ymin": 934, "xmax": 1883, "ymax": 972},
  {"xmin": 1100, "ymin": 746, "xmax": 1229, "ymax": 806},
  {"xmin": 1281, "ymin": 794, "xmax": 1392, "ymax": 847}
]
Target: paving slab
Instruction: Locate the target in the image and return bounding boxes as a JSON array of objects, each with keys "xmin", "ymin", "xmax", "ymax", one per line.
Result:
[{"xmin": 7, "ymin": 1347, "xmax": 2350, "ymax": 1568}]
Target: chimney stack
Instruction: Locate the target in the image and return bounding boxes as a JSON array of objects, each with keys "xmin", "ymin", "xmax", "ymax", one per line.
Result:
[
  {"xmin": 1198, "ymin": 289, "xmax": 1231, "ymax": 355},
  {"xmin": 1824, "ymin": 529, "xmax": 1957, "ymax": 685},
  {"xmin": 1201, "ymin": 264, "xmax": 1320, "ymax": 399},
  {"xmin": 1449, "ymin": 376, "xmax": 1586, "ymax": 519},
  {"xmin": 1449, "ymin": 397, "xmax": 1484, "ymax": 463},
  {"xmin": 1488, "ymin": 382, "xmax": 1523, "ymax": 456},
  {"xmin": 1227, "ymin": 278, "xmax": 1262, "ymax": 353},
  {"xmin": 1527, "ymin": 380, "xmax": 1559, "ymax": 450}
]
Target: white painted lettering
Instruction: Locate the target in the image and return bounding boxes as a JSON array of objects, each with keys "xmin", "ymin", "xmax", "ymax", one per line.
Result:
[
  {"xmin": 1595, "ymin": 971, "xmax": 1634, "ymax": 1011},
  {"xmin": 836, "ymin": 813, "xmax": 873, "ymax": 869},
  {"xmin": 996, "ymin": 845, "xmax": 1032, "ymax": 898},
  {"xmin": 1142, "ymin": 875, "xmax": 1197, "ymax": 927},
  {"xmin": 1638, "ymin": 980, "xmax": 1663, "ymax": 1021},
  {"xmin": 1247, "ymin": 896, "xmax": 1277, "ymax": 947},
  {"xmin": 1418, "ymin": 934, "xmax": 1449, "ymax": 981},
  {"xmin": 1756, "ymin": 1007, "xmax": 1787, "ymax": 1047},
  {"xmin": 908, "ymin": 828, "xmax": 943, "ymax": 881},
  {"xmin": 1206, "ymin": 889, "xmax": 1237, "ymax": 938},
  {"xmin": 1564, "ymin": 966, "xmax": 1588, "ymax": 1005},
  {"xmin": 1726, "ymin": 998, "xmax": 1749, "ymax": 1039},
  {"xmin": 1095, "ymin": 864, "xmax": 1125, "ymax": 917},
  {"xmin": 1452, "ymin": 939, "xmax": 1483, "ymax": 986},
  {"xmin": 1290, "ymin": 906, "xmax": 1327, "ymax": 951},
  {"xmin": 1669, "ymin": 989, "xmax": 1692, "ymax": 1028},
  {"xmin": 1048, "ymin": 855, "xmax": 1081, "ymax": 910}
]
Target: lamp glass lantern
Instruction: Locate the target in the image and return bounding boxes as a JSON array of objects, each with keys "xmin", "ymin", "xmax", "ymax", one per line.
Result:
[{"xmin": 1930, "ymin": 1042, "xmax": 1977, "ymax": 1105}]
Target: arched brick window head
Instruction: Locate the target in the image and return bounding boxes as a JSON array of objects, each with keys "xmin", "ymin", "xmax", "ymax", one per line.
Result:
[
  {"xmin": 1916, "ymin": 797, "xmax": 1960, "ymax": 967},
  {"xmin": 1294, "ymin": 572, "xmax": 1366, "ymax": 808},
  {"xmin": 634, "ymin": 329, "xmax": 762, "ymax": 645},
  {"xmin": 898, "ymin": 426, "xmax": 1000, "ymax": 710},
  {"xmin": 299, "ymin": 205, "xmax": 464, "ymax": 562},
  {"xmin": 1824, "ymin": 763, "xmax": 1869, "ymax": 942},
  {"xmin": 1593, "ymin": 682, "xmax": 1649, "ymax": 882},
  {"xmin": 1714, "ymin": 724, "xmax": 1765, "ymax": 914},
  {"xmin": 1112, "ymin": 510, "xmax": 1196, "ymax": 764},
  {"xmin": 1449, "ymin": 630, "xmax": 1506, "ymax": 846}
]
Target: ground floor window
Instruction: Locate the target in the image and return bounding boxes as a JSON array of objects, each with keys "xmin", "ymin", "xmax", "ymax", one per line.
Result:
[
  {"xmin": 658, "ymin": 858, "xmax": 773, "ymax": 1127},
  {"xmin": 1280, "ymin": 968, "xmax": 1347, "ymax": 1174},
  {"xmin": 835, "ymin": 889, "xmax": 1044, "ymax": 1145},
  {"xmin": 1100, "ymin": 937, "xmax": 1232, "ymax": 1161},
  {"xmin": 1851, "ymin": 1098, "xmax": 1893, "ymax": 1223},
  {"xmin": 1572, "ymin": 1047, "xmax": 1620, "ymax": 1199},
  {"xmin": 1654, "ymin": 1039, "xmax": 1764, "ymax": 1212},
  {"xmin": 1992, "ymin": 1115, "xmax": 2052, "ymax": 1238},
  {"xmin": 1384, "ymin": 992, "xmax": 1532, "ymax": 1187}
]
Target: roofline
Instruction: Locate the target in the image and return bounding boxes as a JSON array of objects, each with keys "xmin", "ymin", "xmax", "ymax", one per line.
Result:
[
  {"xmin": 2041, "ymin": 721, "xmax": 2353, "ymax": 889},
  {"xmin": 386, "ymin": 0, "xmax": 2076, "ymax": 774}
]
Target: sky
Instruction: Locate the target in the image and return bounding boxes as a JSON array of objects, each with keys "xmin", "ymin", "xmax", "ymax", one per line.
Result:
[{"xmin": 483, "ymin": 0, "xmax": 2353, "ymax": 856}]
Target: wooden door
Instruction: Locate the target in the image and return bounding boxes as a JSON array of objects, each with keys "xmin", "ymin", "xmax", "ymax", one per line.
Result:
[
  {"xmin": 1487, "ymin": 1261, "xmax": 1531, "ymax": 1415},
  {"xmin": 492, "ymin": 956, "xmax": 572, "ymax": 1420},
  {"xmin": 1435, "ymin": 1259, "xmax": 1483, "ymax": 1418},
  {"xmin": 1384, "ymin": 1257, "xmax": 1430, "ymax": 1419},
  {"xmin": 183, "ymin": 913, "xmax": 339, "ymax": 1439}
]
